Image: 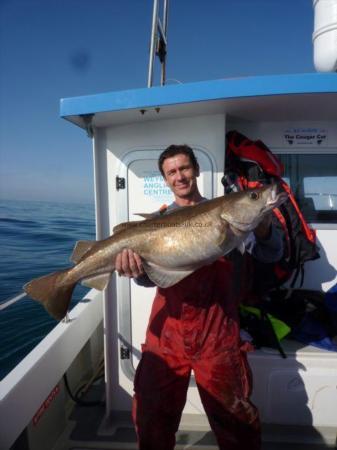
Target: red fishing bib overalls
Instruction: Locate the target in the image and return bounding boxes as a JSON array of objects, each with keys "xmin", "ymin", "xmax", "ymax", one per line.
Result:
[{"xmin": 132, "ymin": 257, "xmax": 260, "ymax": 450}]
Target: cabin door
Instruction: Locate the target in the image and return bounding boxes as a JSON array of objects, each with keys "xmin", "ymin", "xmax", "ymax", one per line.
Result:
[{"xmin": 116, "ymin": 149, "xmax": 214, "ymax": 378}]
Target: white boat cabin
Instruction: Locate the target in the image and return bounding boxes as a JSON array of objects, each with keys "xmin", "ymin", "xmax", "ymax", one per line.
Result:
[{"xmin": 61, "ymin": 73, "xmax": 337, "ymax": 441}]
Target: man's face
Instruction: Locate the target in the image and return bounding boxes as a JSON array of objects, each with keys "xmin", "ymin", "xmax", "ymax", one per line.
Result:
[{"xmin": 161, "ymin": 153, "xmax": 199, "ymax": 200}]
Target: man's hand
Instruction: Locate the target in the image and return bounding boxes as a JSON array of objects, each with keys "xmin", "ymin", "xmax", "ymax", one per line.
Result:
[
  {"xmin": 254, "ymin": 213, "xmax": 272, "ymax": 240},
  {"xmin": 115, "ymin": 249, "xmax": 144, "ymax": 278}
]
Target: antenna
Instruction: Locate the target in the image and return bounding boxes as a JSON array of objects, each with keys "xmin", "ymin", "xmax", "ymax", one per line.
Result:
[{"xmin": 148, "ymin": 0, "xmax": 169, "ymax": 87}]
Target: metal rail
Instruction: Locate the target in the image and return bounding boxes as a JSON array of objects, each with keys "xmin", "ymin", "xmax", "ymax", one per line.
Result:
[
  {"xmin": 0, "ymin": 291, "xmax": 27, "ymax": 311},
  {"xmin": 0, "ymin": 290, "xmax": 71, "ymax": 322},
  {"xmin": 148, "ymin": 0, "xmax": 169, "ymax": 87}
]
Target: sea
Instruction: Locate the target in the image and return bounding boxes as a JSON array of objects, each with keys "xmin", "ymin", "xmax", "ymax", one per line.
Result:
[{"xmin": 0, "ymin": 199, "xmax": 95, "ymax": 380}]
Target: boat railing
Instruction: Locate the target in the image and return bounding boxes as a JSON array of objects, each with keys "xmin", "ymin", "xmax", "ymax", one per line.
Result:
[
  {"xmin": 0, "ymin": 291, "xmax": 72, "ymax": 324},
  {"xmin": 0, "ymin": 288, "xmax": 104, "ymax": 450},
  {"xmin": 0, "ymin": 291, "xmax": 27, "ymax": 311}
]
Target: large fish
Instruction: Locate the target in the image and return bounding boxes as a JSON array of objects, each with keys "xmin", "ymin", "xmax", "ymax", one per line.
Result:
[{"xmin": 24, "ymin": 184, "xmax": 286, "ymax": 320}]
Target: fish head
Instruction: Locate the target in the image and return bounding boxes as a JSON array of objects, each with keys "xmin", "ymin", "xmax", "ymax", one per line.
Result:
[{"xmin": 220, "ymin": 184, "xmax": 287, "ymax": 232}]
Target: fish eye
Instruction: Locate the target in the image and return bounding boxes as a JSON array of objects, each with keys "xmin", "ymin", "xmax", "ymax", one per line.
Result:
[{"xmin": 249, "ymin": 191, "xmax": 259, "ymax": 200}]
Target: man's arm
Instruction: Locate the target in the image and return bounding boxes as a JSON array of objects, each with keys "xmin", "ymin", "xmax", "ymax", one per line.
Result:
[{"xmin": 245, "ymin": 213, "xmax": 284, "ymax": 263}]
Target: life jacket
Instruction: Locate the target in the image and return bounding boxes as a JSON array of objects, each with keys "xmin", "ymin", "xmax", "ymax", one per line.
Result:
[
  {"xmin": 239, "ymin": 303, "xmax": 291, "ymax": 358},
  {"xmin": 224, "ymin": 130, "xmax": 320, "ymax": 297},
  {"xmin": 267, "ymin": 287, "xmax": 337, "ymax": 352},
  {"xmin": 240, "ymin": 287, "xmax": 337, "ymax": 355}
]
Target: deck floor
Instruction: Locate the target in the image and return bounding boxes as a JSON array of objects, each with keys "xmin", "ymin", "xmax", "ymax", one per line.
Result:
[{"xmin": 53, "ymin": 379, "xmax": 336, "ymax": 450}]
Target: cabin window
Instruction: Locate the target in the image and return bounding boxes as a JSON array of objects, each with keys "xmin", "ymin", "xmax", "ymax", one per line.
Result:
[{"xmin": 277, "ymin": 154, "xmax": 337, "ymax": 224}]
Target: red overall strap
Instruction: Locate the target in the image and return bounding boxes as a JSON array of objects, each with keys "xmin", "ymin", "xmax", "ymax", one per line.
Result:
[
  {"xmin": 273, "ymin": 207, "xmax": 291, "ymax": 260},
  {"xmin": 238, "ymin": 177, "xmax": 262, "ymax": 190}
]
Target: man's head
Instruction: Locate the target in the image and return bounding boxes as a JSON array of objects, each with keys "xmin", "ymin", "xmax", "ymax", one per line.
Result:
[
  {"xmin": 158, "ymin": 145, "xmax": 199, "ymax": 177},
  {"xmin": 158, "ymin": 145, "xmax": 201, "ymax": 203}
]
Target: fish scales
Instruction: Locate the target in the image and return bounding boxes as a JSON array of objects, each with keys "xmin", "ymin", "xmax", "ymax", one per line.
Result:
[{"xmin": 133, "ymin": 209, "xmax": 225, "ymax": 268}]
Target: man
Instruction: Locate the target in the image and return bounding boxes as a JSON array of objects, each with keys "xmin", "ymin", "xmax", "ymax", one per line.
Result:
[{"xmin": 115, "ymin": 145, "xmax": 283, "ymax": 450}]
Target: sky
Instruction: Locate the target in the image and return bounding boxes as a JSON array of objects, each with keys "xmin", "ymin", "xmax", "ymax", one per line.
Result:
[{"xmin": 0, "ymin": 0, "xmax": 315, "ymax": 204}]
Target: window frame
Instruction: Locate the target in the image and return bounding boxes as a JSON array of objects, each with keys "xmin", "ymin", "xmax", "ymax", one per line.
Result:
[{"xmin": 274, "ymin": 148, "xmax": 337, "ymax": 228}]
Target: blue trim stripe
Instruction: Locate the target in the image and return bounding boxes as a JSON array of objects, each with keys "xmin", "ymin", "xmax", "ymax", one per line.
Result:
[{"xmin": 60, "ymin": 73, "xmax": 337, "ymax": 118}]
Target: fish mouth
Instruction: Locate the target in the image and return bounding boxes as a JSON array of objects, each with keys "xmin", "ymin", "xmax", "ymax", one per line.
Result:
[{"xmin": 265, "ymin": 190, "xmax": 288, "ymax": 210}]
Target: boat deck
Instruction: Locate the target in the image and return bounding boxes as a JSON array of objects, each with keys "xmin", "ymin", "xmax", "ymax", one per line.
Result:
[{"xmin": 52, "ymin": 378, "xmax": 337, "ymax": 450}]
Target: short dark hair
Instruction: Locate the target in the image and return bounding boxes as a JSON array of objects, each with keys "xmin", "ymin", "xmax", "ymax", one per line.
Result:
[{"xmin": 158, "ymin": 144, "xmax": 199, "ymax": 177}]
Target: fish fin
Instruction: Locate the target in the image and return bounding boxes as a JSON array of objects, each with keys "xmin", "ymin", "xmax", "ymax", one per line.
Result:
[
  {"xmin": 142, "ymin": 261, "xmax": 194, "ymax": 288},
  {"xmin": 70, "ymin": 240, "xmax": 96, "ymax": 263},
  {"xmin": 113, "ymin": 220, "xmax": 144, "ymax": 234},
  {"xmin": 23, "ymin": 270, "xmax": 74, "ymax": 321},
  {"xmin": 135, "ymin": 205, "xmax": 189, "ymax": 219},
  {"xmin": 113, "ymin": 222, "xmax": 129, "ymax": 234},
  {"xmin": 134, "ymin": 212, "xmax": 155, "ymax": 219},
  {"xmin": 81, "ymin": 273, "xmax": 111, "ymax": 290},
  {"xmin": 238, "ymin": 241, "xmax": 246, "ymax": 255}
]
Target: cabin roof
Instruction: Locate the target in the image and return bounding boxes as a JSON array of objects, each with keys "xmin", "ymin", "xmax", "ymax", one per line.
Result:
[{"xmin": 60, "ymin": 73, "xmax": 337, "ymax": 129}]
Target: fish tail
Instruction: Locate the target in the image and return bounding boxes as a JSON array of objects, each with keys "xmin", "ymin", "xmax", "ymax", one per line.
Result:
[{"xmin": 23, "ymin": 270, "xmax": 75, "ymax": 321}]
